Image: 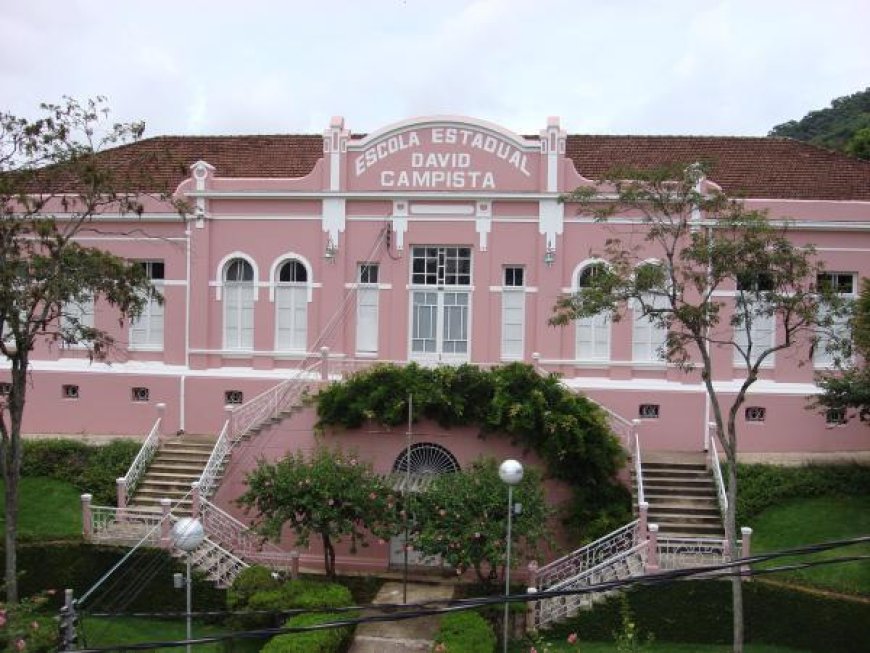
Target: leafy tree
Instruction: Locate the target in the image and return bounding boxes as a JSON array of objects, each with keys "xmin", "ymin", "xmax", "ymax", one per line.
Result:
[
  {"xmin": 550, "ymin": 164, "xmax": 842, "ymax": 653},
  {"xmin": 846, "ymin": 127, "xmax": 870, "ymax": 160},
  {"xmin": 0, "ymin": 98, "xmax": 173, "ymax": 603},
  {"xmin": 768, "ymin": 87, "xmax": 870, "ymax": 152},
  {"xmin": 409, "ymin": 458, "xmax": 550, "ymax": 585},
  {"xmin": 238, "ymin": 447, "xmax": 399, "ymax": 578},
  {"xmin": 815, "ymin": 278, "xmax": 870, "ymax": 423}
]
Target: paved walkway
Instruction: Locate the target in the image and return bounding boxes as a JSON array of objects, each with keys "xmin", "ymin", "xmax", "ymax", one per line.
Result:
[{"xmin": 348, "ymin": 581, "xmax": 455, "ymax": 653}]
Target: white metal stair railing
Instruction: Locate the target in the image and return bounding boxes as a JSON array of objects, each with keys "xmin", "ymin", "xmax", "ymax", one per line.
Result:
[
  {"xmin": 198, "ymin": 366, "xmax": 320, "ymax": 501},
  {"xmin": 178, "ymin": 536, "xmax": 249, "ymax": 589},
  {"xmin": 709, "ymin": 435, "xmax": 729, "ymax": 520},
  {"xmin": 534, "ymin": 542, "xmax": 648, "ymax": 630},
  {"xmin": 536, "ymin": 519, "xmax": 641, "ymax": 589},
  {"xmin": 199, "ymin": 497, "xmax": 297, "ymax": 570},
  {"xmin": 655, "ymin": 535, "xmax": 730, "ymax": 571},
  {"xmin": 633, "ymin": 431, "xmax": 645, "ymax": 508},
  {"xmin": 120, "ymin": 417, "xmax": 162, "ymax": 498},
  {"xmin": 89, "ymin": 505, "xmax": 164, "ymax": 546}
]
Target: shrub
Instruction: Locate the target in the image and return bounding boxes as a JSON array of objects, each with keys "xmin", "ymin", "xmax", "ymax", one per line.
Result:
[
  {"xmin": 21, "ymin": 439, "xmax": 140, "ymax": 504},
  {"xmin": 258, "ymin": 581, "xmax": 356, "ymax": 653},
  {"xmin": 737, "ymin": 463, "xmax": 870, "ymax": 523},
  {"xmin": 432, "ymin": 611, "xmax": 496, "ymax": 653},
  {"xmin": 261, "ymin": 611, "xmax": 354, "ymax": 653},
  {"xmin": 227, "ymin": 565, "xmax": 280, "ymax": 611}
]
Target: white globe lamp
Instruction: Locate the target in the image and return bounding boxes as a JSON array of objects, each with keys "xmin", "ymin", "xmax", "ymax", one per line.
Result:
[
  {"xmin": 172, "ymin": 517, "xmax": 205, "ymax": 552},
  {"xmin": 171, "ymin": 516, "xmax": 204, "ymax": 653},
  {"xmin": 499, "ymin": 459, "xmax": 523, "ymax": 653},
  {"xmin": 499, "ymin": 459, "xmax": 524, "ymax": 486}
]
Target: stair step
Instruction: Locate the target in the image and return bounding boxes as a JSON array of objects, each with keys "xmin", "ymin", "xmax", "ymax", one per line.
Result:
[
  {"xmin": 642, "ymin": 486, "xmax": 715, "ymax": 497},
  {"xmin": 637, "ymin": 468, "xmax": 711, "ymax": 479},
  {"xmin": 643, "ymin": 477, "xmax": 716, "ymax": 488},
  {"xmin": 646, "ymin": 504, "xmax": 720, "ymax": 516}
]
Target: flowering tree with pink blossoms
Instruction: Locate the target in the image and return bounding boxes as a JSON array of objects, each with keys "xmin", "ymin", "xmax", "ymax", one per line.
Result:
[{"xmin": 238, "ymin": 447, "xmax": 399, "ymax": 578}]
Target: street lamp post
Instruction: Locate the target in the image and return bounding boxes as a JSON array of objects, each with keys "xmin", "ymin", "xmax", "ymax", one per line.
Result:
[
  {"xmin": 499, "ymin": 459, "xmax": 524, "ymax": 653},
  {"xmin": 171, "ymin": 517, "xmax": 205, "ymax": 653}
]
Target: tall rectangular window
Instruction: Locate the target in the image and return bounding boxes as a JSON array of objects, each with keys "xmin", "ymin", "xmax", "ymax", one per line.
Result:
[
  {"xmin": 62, "ymin": 295, "xmax": 94, "ymax": 348},
  {"xmin": 734, "ymin": 274, "xmax": 775, "ymax": 366},
  {"xmin": 356, "ymin": 263, "xmax": 379, "ymax": 355},
  {"xmin": 130, "ymin": 261, "xmax": 165, "ymax": 350},
  {"xmin": 815, "ymin": 272, "xmax": 855, "ymax": 367},
  {"xmin": 501, "ymin": 266, "xmax": 525, "ymax": 360},
  {"xmin": 410, "ymin": 247, "xmax": 471, "ymax": 363},
  {"xmin": 632, "ymin": 296, "xmax": 667, "ymax": 362}
]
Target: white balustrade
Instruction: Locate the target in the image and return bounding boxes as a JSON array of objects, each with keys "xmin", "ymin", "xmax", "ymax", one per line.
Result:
[
  {"xmin": 709, "ymin": 435, "xmax": 729, "ymax": 518},
  {"xmin": 121, "ymin": 417, "xmax": 162, "ymax": 499},
  {"xmin": 536, "ymin": 519, "xmax": 640, "ymax": 589},
  {"xmin": 199, "ymin": 497, "xmax": 296, "ymax": 566}
]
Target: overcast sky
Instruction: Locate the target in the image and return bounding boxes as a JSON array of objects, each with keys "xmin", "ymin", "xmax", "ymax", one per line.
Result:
[{"xmin": 2, "ymin": 0, "xmax": 868, "ymax": 138}]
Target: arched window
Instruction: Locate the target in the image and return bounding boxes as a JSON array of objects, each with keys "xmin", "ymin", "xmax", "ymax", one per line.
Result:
[
  {"xmin": 574, "ymin": 261, "xmax": 610, "ymax": 361},
  {"xmin": 224, "ymin": 258, "xmax": 254, "ymax": 350},
  {"xmin": 392, "ymin": 443, "xmax": 460, "ymax": 477},
  {"xmin": 275, "ymin": 259, "xmax": 308, "ymax": 352}
]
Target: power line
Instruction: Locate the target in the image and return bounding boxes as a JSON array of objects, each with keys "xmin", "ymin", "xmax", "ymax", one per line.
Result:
[{"xmin": 71, "ymin": 535, "xmax": 869, "ymax": 652}]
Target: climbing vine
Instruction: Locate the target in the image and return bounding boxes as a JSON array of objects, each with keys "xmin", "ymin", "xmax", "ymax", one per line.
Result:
[{"xmin": 315, "ymin": 363, "xmax": 631, "ymax": 539}]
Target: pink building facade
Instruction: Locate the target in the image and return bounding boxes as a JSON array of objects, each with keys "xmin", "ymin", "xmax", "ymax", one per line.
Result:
[{"xmin": 5, "ymin": 115, "xmax": 870, "ymax": 457}]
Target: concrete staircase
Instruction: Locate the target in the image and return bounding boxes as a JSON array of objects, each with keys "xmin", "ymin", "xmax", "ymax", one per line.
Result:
[
  {"xmin": 129, "ymin": 435, "xmax": 217, "ymax": 514},
  {"xmin": 638, "ymin": 452, "xmax": 724, "ymax": 538}
]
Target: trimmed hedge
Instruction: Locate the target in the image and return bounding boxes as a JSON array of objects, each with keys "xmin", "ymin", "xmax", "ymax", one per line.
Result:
[
  {"xmin": 551, "ymin": 580, "xmax": 870, "ymax": 653},
  {"xmin": 261, "ymin": 611, "xmax": 356, "ymax": 653},
  {"xmin": 228, "ymin": 571, "xmax": 354, "ymax": 632},
  {"xmin": 14, "ymin": 543, "xmax": 226, "ymax": 612},
  {"xmin": 254, "ymin": 580, "xmax": 356, "ymax": 653},
  {"xmin": 21, "ymin": 439, "xmax": 140, "ymax": 504},
  {"xmin": 432, "ymin": 611, "xmax": 496, "ymax": 653},
  {"xmin": 737, "ymin": 463, "xmax": 870, "ymax": 523}
]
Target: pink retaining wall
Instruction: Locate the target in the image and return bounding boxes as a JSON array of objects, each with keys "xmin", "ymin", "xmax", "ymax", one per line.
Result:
[{"xmin": 212, "ymin": 406, "xmax": 571, "ymax": 574}]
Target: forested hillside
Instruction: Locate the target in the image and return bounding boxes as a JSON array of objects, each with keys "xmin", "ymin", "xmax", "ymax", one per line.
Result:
[{"xmin": 769, "ymin": 87, "xmax": 870, "ymax": 158}]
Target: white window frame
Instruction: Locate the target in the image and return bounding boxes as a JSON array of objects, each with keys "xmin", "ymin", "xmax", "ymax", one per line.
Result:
[
  {"xmin": 223, "ymin": 258, "xmax": 255, "ymax": 351},
  {"xmin": 130, "ymin": 261, "xmax": 165, "ymax": 351},
  {"xmin": 409, "ymin": 246, "xmax": 472, "ymax": 364},
  {"xmin": 62, "ymin": 295, "xmax": 95, "ymax": 349},
  {"xmin": 814, "ymin": 272, "xmax": 855, "ymax": 369},
  {"xmin": 733, "ymin": 274, "xmax": 777, "ymax": 368},
  {"xmin": 274, "ymin": 258, "xmax": 309, "ymax": 353},
  {"xmin": 356, "ymin": 263, "xmax": 380, "ymax": 356},
  {"xmin": 501, "ymin": 266, "xmax": 525, "ymax": 361},
  {"xmin": 573, "ymin": 260, "xmax": 611, "ymax": 362}
]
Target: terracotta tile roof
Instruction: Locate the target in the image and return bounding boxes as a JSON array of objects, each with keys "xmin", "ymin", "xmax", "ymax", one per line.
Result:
[
  {"xmin": 565, "ymin": 135, "xmax": 870, "ymax": 201},
  {"xmin": 84, "ymin": 133, "xmax": 869, "ymax": 200},
  {"xmin": 90, "ymin": 134, "xmax": 324, "ymax": 192}
]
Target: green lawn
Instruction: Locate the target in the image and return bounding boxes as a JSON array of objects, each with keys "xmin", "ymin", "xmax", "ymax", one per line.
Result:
[
  {"xmin": 0, "ymin": 477, "xmax": 82, "ymax": 540},
  {"xmin": 511, "ymin": 640, "xmax": 809, "ymax": 652},
  {"xmin": 750, "ymin": 495, "xmax": 870, "ymax": 595},
  {"xmin": 83, "ymin": 616, "xmax": 266, "ymax": 653}
]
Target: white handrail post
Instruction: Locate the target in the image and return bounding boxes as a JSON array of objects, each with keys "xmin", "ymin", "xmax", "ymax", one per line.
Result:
[
  {"xmin": 160, "ymin": 498, "xmax": 172, "ymax": 549},
  {"xmin": 646, "ymin": 524, "xmax": 659, "ymax": 572},
  {"xmin": 81, "ymin": 494, "xmax": 93, "ymax": 539},
  {"xmin": 320, "ymin": 346, "xmax": 330, "ymax": 381},
  {"xmin": 156, "ymin": 402, "xmax": 166, "ymax": 439},
  {"xmin": 116, "ymin": 477, "xmax": 127, "ymax": 521},
  {"xmin": 531, "ymin": 352, "xmax": 540, "ymax": 372},
  {"xmin": 740, "ymin": 527, "xmax": 753, "ymax": 578}
]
